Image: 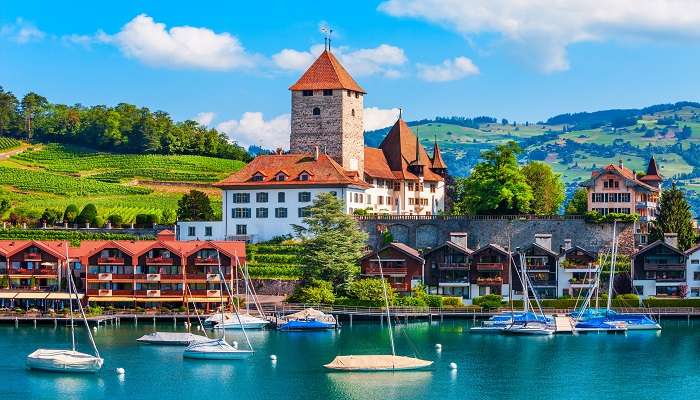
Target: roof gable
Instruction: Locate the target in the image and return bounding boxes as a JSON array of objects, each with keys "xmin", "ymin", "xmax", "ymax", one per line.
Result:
[
  {"xmin": 289, "ymin": 50, "xmax": 365, "ymax": 93},
  {"xmin": 377, "ymin": 119, "xmax": 443, "ymax": 181},
  {"xmin": 633, "ymin": 240, "xmax": 684, "ymax": 257}
]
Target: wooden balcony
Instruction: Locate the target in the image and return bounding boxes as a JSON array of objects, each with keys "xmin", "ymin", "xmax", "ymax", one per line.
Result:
[
  {"xmin": 24, "ymin": 253, "xmax": 42, "ymax": 261},
  {"xmin": 643, "ymin": 263, "xmax": 685, "ymax": 271},
  {"xmin": 364, "ymin": 265, "xmax": 408, "ymax": 276},
  {"xmin": 160, "ymin": 289, "xmax": 183, "ymax": 296},
  {"xmin": 146, "ymin": 257, "xmax": 174, "ymax": 265},
  {"xmin": 186, "ymin": 273, "xmax": 207, "ymax": 281},
  {"xmin": 476, "ymin": 277, "xmax": 503, "ymax": 285},
  {"xmin": 194, "ymin": 257, "xmax": 218, "ymax": 265},
  {"xmin": 9, "ymin": 268, "xmax": 34, "ymax": 276},
  {"xmin": 476, "ymin": 263, "xmax": 504, "ymax": 271},
  {"xmin": 160, "ymin": 274, "xmax": 182, "ymax": 281},
  {"xmin": 34, "ymin": 268, "xmax": 57, "ymax": 276},
  {"xmin": 97, "ymin": 256, "xmax": 125, "ymax": 265},
  {"xmin": 655, "ymin": 277, "xmax": 685, "ymax": 282},
  {"xmin": 146, "ymin": 273, "xmax": 161, "ymax": 282},
  {"xmin": 438, "ymin": 263, "xmax": 469, "ymax": 270}
]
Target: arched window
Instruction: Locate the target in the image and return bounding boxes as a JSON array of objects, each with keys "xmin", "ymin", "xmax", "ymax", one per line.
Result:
[
  {"xmin": 312, "ymin": 107, "xmax": 321, "ymax": 116},
  {"xmin": 351, "ymin": 109, "xmax": 355, "ymax": 117}
]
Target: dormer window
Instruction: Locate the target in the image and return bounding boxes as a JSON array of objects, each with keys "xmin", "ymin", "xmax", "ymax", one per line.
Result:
[
  {"xmin": 300, "ymin": 173, "xmax": 310, "ymax": 181},
  {"xmin": 275, "ymin": 172, "xmax": 288, "ymax": 181},
  {"xmin": 312, "ymin": 107, "xmax": 321, "ymax": 116},
  {"xmin": 303, "ymin": 90, "xmax": 313, "ymax": 97},
  {"xmin": 251, "ymin": 172, "xmax": 265, "ymax": 182}
]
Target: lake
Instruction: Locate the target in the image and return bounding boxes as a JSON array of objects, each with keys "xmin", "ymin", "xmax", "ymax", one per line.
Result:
[{"xmin": 1, "ymin": 318, "xmax": 699, "ymax": 399}]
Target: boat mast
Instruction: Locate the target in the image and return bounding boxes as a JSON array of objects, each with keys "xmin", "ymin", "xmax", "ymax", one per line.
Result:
[
  {"xmin": 521, "ymin": 251, "xmax": 529, "ymax": 314},
  {"xmin": 606, "ymin": 221, "xmax": 618, "ymax": 313},
  {"xmin": 216, "ymin": 251, "xmax": 254, "ymax": 351},
  {"xmin": 376, "ymin": 253, "xmax": 396, "ymax": 362},
  {"xmin": 65, "ymin": 244, "xmax": 76, "ymax": 352}
]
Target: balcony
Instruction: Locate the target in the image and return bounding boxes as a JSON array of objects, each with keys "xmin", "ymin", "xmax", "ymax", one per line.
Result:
[
  {"xmin": 438, "ymin": 263, "xmax": 469, "ymax": 270},
  {"xmin": 188, "ymin": 289, "xmax": 209, "ymax": 296},
  {"xmin": 206, "ymin": 290, "xmax": 221, "ymax": 297},
  {"xmin": 24, "ymin": 253, "xmax": 42, "ymax": 261},
  {"xmin": 146, "ymin": 257, "xmax": 174, "ymax": 265},
  {"xmin": 636, "ymin": 201, "xmax": 657, "ymax": 209},
  {"xmin": 9, "ymin": 268, "xmax": 33, "ymax": 276},
  {"xmin": 98, "ymin": 289, "xmax": 112, "ymax": 296},
  {"xmin": 160, "ymin": 289, "xmax": 183, "ymax": 296},
  {"xmin": 206, "ymin": 273, "xmax": 221, "ymax": 282},
  {"xmin": 34, "ymin": 268, "xmax": 57, "ymax": 276},
  {"xmin": 526, "ymin": 265, "xmax": 552, "ymax": 272},
  {"xmin": 186, "ymin": 273, "xmax": 207, "ymax": 280},
  {"xmin": 98, "ymin": 256, "xmax": 125, "ymax": 265},
  {"xmin": 160, "ymin": 274, "xmax": 182, "ymax": 281},
  {"xmin": 476, "ymin": 263, "xmax": 504, "ymax": 271},
  {"xmin": 146, "ymin": 273, "xmax": 161, "ymax": 282},
  {"xmin": 655, "ymin": 277, "xmax": 685, "ymax": 282},
  {"xmin": 146, "ymin": 290, "xmax": 161, "ymax": 297},
  {"xmin": 569, "ymin": 278, "xmax": 596, "ymax": 285},
  {"xmin": 476, "ymin": 277, "xmax": 503, "ymax": 285},
  {"xmin": 194, "ymin": 257, "xmax": 218, "ymax": 265},
  {"xmin": 643, "ymin": 263, "xmax": 685, "ymax": 271},
  {"xmin": 364, "ymin": 265, "xmax": 408, "ymax": 276},
  {"xmin": 529, "ymin": 281, "xmax": 557, "ymax": 287},
  {"xmin": 563, "ymin": 263, "xmax": 597, "ymax": 271}
]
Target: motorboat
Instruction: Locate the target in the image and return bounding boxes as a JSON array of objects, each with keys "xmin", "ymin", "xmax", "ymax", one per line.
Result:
[
  {"xmin": 277, "ymin": 308, "xmax": 337, "ymax": 331},
  {"xmin": 207, "ymin": 313, "xmax": 270, "ymax": 330},
  {"xmin": 183, "ymin": 338, "xmax": 254, "ymax": 360},
  {"xmin": 574, "ymin": 317, "xmax": 627, "ymax": 333},
  {"xmin": 502, "ymin": 321, "xmax": 555, "ymax": 336},
  {"xmin": 137, "ymin": 332, "xmax": 208, "ymax": 345},
  {"xmin": 470, "ymin": 312, "xmax": 553, "ymax": 333}
]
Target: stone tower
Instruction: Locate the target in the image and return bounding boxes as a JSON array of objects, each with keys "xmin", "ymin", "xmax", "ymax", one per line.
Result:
[{"xmin": 289, "ymin": 49, "xmax": 365, "ymax": 176}]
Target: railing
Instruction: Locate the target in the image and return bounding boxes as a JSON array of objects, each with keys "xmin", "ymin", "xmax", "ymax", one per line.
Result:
[
  {"xmin": 438, "ymin": 263, "xmax": 469, "ymax": 270},
  {"xmin": 354, "ymin": 214, "xmax": 587, "ymax": 221},
  {"xmin": 160, "ymin": 274, "xmax": 182, "ymax": 280},
  {"xmin": 97, "ymin": 257, "xmax": 125, "ymax": 265},
  {"xmin": 160, "ymin": 290, "xmax": 183, "ymax": 296},
  {"xmin": 563, "ymin": 264, "xmax": 597, "ymax": 270},
  {"xmin": 476, "ymin": 263, "xmax": 504, "ymax": 271},
  {"xmin": 476, "ymin": 277, "xmax": 503, "ymax": 285},
  {"xmin": 364, "ymin": 266, "xmax": 408, "ymax": 275},
  {"xmin": 9, "ymin": 268, "xmax": 34, "ymax": 275},
  {"xmin": 34, "ymin": 268, "xmax": 57, "ymax": 275},
  {"xmin": 186, "ymin": 274, "xmax": 207, "ymax": 280},
  {"xmin": 643, "ymin": 264, "xmax": 685, "ymax": 271},
  {"xmin": 24, "ymin": 253, "xmax": 42, "ymax": 261},
  {"xmin": 569, "ymin": 278, "xmax": 596, "ymax": 285},
  {"xmin": 193, "ymin": 257, "xmax": 218, "ymax": 265},
  {"xmin": 655, "ymin": 277, "xmax": 686, "ymax": 282},
  {"xmin": 145, "ymin": 257, "xmax": 174, "ymax": 265}
]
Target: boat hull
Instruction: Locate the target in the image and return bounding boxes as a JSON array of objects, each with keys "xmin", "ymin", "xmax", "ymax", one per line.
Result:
[
  {"xmin": 213, "ymin": 321, "xmax": 269, "ymax": 330},
  {"xmin": 26, "ymin": 349, "xmax": 103, "ymax": 373},
  {"xmin": 324, "ymin": 355, "xmax": 433, "ymax": 371},
  {"xmin": 136, "ymin": 332, "xmax": 208, "ymax": 345},
  {"xmin": 278, "ymin": 320, "xmax": 336, "ymax": 331},
  {"xmin": 183, "ymin": 338, "xmax": 254, "ymax": 360}
]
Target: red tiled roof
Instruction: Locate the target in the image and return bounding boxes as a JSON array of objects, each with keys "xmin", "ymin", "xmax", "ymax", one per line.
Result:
[
  {"xmin": 372, "ymin": 119, "xmax": 443, "ymax": 182},
  {"xmin": 214, "ymin": 153, "xmax": 370, "ymax": 189},
  {"xmin": 431, "ymin": 142, "xmax": 447, "ymax": 169},
  {"xmin": 289, "ymin": 50, "xmax": 365, "ymax": 93},
  {"xmin": 364, "ymin": 147, "xmax": 396, "ymax": 180},
  {"xmin": 590, "ymin": 163, "xmax": 659, "ymax": 192}
]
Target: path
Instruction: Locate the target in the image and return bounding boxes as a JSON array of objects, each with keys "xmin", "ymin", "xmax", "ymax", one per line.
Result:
[{"xmin": 0, "ymin": 142, "xmax": 31, "ymax": 160}]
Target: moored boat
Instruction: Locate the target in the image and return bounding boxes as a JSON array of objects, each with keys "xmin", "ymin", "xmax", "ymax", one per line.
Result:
[
  {"xmin": 137, "ymin": 332, "xmax": 208, "ymax": 345},
  {"xmin": 183, "ymin": 338, "xmax": 254, "ymax": 360},
  {"xmin": 277, "ymin": 308, "xmax": 337, "ymax": 331}
]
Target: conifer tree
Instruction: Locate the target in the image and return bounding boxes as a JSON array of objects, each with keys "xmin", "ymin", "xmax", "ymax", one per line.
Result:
[{"xmin": 649, "ymin": 183, "xmax": 696, "ymax": 250}]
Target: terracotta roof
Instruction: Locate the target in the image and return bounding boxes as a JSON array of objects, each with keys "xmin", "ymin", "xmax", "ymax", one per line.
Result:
[
  {"xmin": 472, "ymin": 243, "xmax": 511, "ymax": 258},
  {"xmin": 289, "ymin": 50, "xmax": 365, "ymax": 93},
  {"xmin": 583, "ymin": 163, "xmax": 659, "ymax": 192},
  {"xmin": 372, "ymin": 119, "xmax": 443, "ymax": 182},
  {"xmin": 364, "ymin": 147, "xmax": 396, "ymax": 180},
  {"xmin": 361, "ymin": 242, "xmax": 424, "ymax": 263},
  {"xmin": 632, "ymin": 239, "xmax": 683, "ymax": 257},
  {"xmin": 214, "ymin": 153, "xmax": 370, "ymax": 189},
  {"xmin": 431, "ymin": 141, "xmax": 447, "ymax": 169}
]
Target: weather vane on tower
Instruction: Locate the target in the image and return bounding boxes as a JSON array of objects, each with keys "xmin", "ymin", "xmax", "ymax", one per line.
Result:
[{"xmin": 321, "ymin": 25, "xmax": 333, "ymax": 51}]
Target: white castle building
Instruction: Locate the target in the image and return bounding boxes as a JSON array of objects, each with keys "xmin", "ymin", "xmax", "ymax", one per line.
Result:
[{"xmin": 179, "ymin": 47, "xmax": 447, "ymax": 242}]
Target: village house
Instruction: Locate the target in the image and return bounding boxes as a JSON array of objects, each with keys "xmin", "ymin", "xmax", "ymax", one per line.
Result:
[
  {"xmin": 178, "ymin": 46, "xmax": 447, "ymax": 243},
  {"xmin": 423, "ymin": 233, "xmax": 472, "ymax": 300},
  {"xmin": 556, "ymin": 239, "xmax": 598, "ymax": 298},
  {"xmin": 359, "ymin": 242, "xmax": 425, "ymax": 293},
  {"xmin": 632, "ymin": 233, "xmax": 687, "ymax": 298},
  {"xmin": 685, "ymin": 243, "xmax": 700, "ymax": 298}
]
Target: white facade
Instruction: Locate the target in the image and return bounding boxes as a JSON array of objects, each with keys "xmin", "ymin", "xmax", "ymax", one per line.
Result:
[
  {"xmin": 362, "ymin": 177, "xmax": 446, "ymax": 215},
  {"xmin": 178, "ymin": 186, "xmax": 366, "ymax": 242},
  {"xmin": 686, "ymin": 248, "xmax": 700, "ymax": 298}
]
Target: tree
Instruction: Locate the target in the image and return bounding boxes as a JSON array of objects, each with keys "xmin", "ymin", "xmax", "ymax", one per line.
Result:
[
  {"xmin": 41, "ymin": 208, "xmax": 63, "ymax": 225},
  {"xmin": 20, "ymin": 92, "xmax": 48, "ymax": 141},
  {"xmin": 177, "ymin": 190, "xmax": 214, "ymax": 221},
  {"xmin": 346, "ymin": 278, "xmax": 395, "ymax": 306},
  {"xmin": 0, "ymin": 87, "xmax": 18, "ymax": 135},
  {"xmin": 565, "ymin": 188, "xmax": 589, "ymax": 215},
  {"xmin": 522, "ymin": 161, "xmax": 565, "ymax": 214},
  {"xmin": 135, "ymin": 213, "xmax": 159, "ymax": 227},
  {"xmin": 161, "ymin": 208, "xmax": 176, "ymax": 224},
  {"xmin": 292, "ymin": 192, "xmax": 367, "ymax": 289},
  {"xmin": 649, "ymin": 183, "xmax": 696, "ymax": 250},
  {"xmin": 107, "ymin": 214, "xmax": 123, "ymax": 226},
  {"xmin": 76, "ymin": 203, "xmax": 98, "ymax": 225},
  {"xmin": 289, "ymin": 279, "xmax": 336, "ymax": 304},
  {"xmin": 452, "ymin": 141, "xmax": 533, "ymax": 214},
  {"xmin": 63, "ymin": 204, "xmax": 79, "ymax": 223}
]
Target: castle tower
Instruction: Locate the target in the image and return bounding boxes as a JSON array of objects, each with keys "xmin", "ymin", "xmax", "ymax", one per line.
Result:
[{"xmin": 289, "ymin": 49, "xmax": 365, "ymax": 176}]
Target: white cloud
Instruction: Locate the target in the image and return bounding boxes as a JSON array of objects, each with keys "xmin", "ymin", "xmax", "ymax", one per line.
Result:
[
  {"xmin": 272, "ymin": 43, "xmax": 407, "ymax": 78},
  {"xmin": 101, "ymin": 14, "xmax": 255, "ymax": 70},
  {"xmin": 417, "ymin": 56, "xmax": 479, "ymax": 82},
  {"xmin": 194, "ymin": 112, "xmax": 215, "ymax": 126},
  {"xmin": 0, "ymin": 18, "xmax": 45, "ymax": 43},
  {"xmin": 364, "ymin": 107, "xmax": 400, "ymax": 131},
  {"xmin": 217, "ymin": 112, "xmax": 291, "ymax": 150},
  {"xmin": 379, "ymin": 0, "xmax": 700, "ymax": 72}
]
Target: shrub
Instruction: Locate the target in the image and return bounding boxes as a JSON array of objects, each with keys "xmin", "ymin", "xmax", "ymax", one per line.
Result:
[
  {"xmin": 161, "ymin": 209, "xmax": 176, "ymax": 225},
  {"xmin": 289, "ymin": 280, "xmax": 335, "ymax": 304},
  {"xmin": 76, "ymin": 204, "xmax": 98, "ymax": 225},
  {"xmin": 107, "ymin": 214, "xmax": 124, "ymax": 226},
  {"xmin": 41, "ymin": 208, "xmax": 63, "ymax": 225},
  {"xmin": 395, "ymin": 296, "xmax": 427, "ymax": 307},
  {"xmin": 473, "ymin": 294, "xmax": 504, "ymax": 310},
  {"xmin": 135, "ymin": 213, "xmax": 159, "ymax": 227},
  {"xmin": 94, "ymin": 216, "xmax": 105, "ymax": 228},
  {"xmin": 442, "ymin": 297, "xmax": 463, "ymax": 307},
  {"xmin": 86, "ymin": 305, "xmax": 103, "ymax": 316},
  {"xmin": 63, "ymin": 204, "xmax": 80, "ymax": 223},
  {"xmin": 346, "ymin": 278, "xmax": 395, "ymax": 306}
]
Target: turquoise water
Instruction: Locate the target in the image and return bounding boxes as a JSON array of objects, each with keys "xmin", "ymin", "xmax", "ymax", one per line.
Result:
[{"xmin": 1, "ymin": 319, "xmax": 700, "ymax": 399}]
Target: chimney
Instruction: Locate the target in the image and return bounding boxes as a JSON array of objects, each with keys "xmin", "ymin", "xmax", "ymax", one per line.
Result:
[
  {"xmin": 534, "ymin": 233, "xmax": 552, "ymax": 251},
  {"xmin": 663, "ymin": 233, "xmax": 679, "ymax": 249},
  {"xmin": 563, "ymin": 239, "xmax": 572, "ymax": 251},
  {"xmin": 157, "ymin": 230, "xmax": 176, "ymax": 242},
  {"xmin": 449, "ymin": 232, "xmax": 468, "ymax": 250},
  {"xmin": 314, "ymin": 146, "xmax": 319, "ymax": 160}
]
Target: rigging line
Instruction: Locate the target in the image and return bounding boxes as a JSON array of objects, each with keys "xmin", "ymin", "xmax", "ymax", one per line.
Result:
[
  {"xmin": 65, "ymin": 243, "xmax": 76, "ymax": 352},
  {"xmin": 375, "ymin": 252, "xmax": 396, "ymax": 363},
  {"xmin": 69, "ymin": 261, "xmax": 100, "ymax": 358},
  {"xmin": 216, "ymin": 250, "xmax": 253, "ymax": 351},
  {"xmin": 185, "ymin": 285, "xmax": 208, "ymax": 338}
]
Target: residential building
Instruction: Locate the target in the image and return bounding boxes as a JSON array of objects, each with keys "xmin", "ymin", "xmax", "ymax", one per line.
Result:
[
  {"xmin": 557, "ymin": 239, "xmax": 598, "ymax": 298},
  {"xmin": 686, "ymin": 243, "xmax": 700, "ymax": 298},
  {"xmin": 632, "ymin": 233, "xmax": 687, "ymax": 298},
  {"xmin": 359, "ymin": 242, "xmax": 425, "ymax": 293},
  {"xmin": 470, "ymin": 244, "xmax": 512, "ymax": 299},
  {"xmin": 423, "ymin": 233, "xmax": 471, "ymax": 300},
  {"xmin": 581, "ymin": 157, "xmax": 662, "ymax": 245},
  {"xmin": 179, "ymin": 47, "xmax": 446, "ymax": 242},
  {"xmin": 513, "ymin": 234, "xmax": 559, "ymax": 299}
]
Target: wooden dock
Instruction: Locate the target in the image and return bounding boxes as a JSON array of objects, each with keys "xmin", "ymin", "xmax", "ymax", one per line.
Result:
[{"xmin": 554, "ymin": 316, "xmax": 575, "ymax": 333}]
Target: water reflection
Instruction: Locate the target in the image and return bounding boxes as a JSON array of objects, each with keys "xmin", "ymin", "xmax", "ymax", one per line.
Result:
[{"xmin": 326, "ymin": 371, "xmax": 432, "ymax": 400}]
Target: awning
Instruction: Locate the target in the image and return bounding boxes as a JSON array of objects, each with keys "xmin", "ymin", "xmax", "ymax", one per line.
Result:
[
  {"xmin": 134, "ymin": 297, "xmax": 183, "ymax": 302},
  {"xmin": 88, "ymin": 296, "xmax": 135, "ymax": 302},
  {"xmin": 187, "ymin": 297, "xmax": 224, "ymax": 303},
  {"xmin": 0, "ymin": 292, "xmax": 18, "ymax": 299},
  {"xmin": 46, "ymin": 293, "xmax": 85, "ymax": 300},
  {"xmin": 15, "ymin": 292, "xmax": 49, "ymax": 300}
]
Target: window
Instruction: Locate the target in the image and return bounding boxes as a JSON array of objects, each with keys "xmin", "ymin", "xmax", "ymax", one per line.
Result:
[
  {"xmin": 393, "ymin": 181, "xmax": 401, "ymax": 191},
  {"xmin": 204, "ymin": 226, "xmax": 212, "ymax": 237},
  {"xmin": 692, "ymin": 287, "xmax": 700, "ymax": 297},
  {"xmin": 276, "ymin": 173, "xmax": 287, "ymax": 181},
  {"xmin": 256, "ymin": 192, "xmax": 268, "ymax": 203},
  {"xmin": 347, "ymin": 90, "xmax": 351, "ymax": 97},
  {"xmin": 252, "ymin": 174, "xmax": 264, "ymax": 182},
  {"xmin": 232, "ymin": 208, "xmax": 251, "ymax": 218},
  {"xmin": 694, "ymin": 272, "xmax": 700, "ymax": 281},
  {"xmin": 351, "ymin": 109, "xmax": 355, "ymax": 117},
  {"xmin": 323, "ymin": 89, "xmax": 333, "ymax": 96},
  {"xmin": 256, "ymin": 208, "xmax": 268, "ymax": 218},
  {"xmin": 236, "ymin": 225, "xmax": 247, "ymax": 235},
  {"xmin": 299, "ymin": 173, "xmax": 310, "ymax": 181},
  {"xmin": 278, "ymin": 192, "xmax": 285, "ymax": 203},
  {"xmin": 355, "ymin": 92, "xmax": 359, "ymax": 98},
  {"xmin": 298, "ymin": 192, "xmax": 311, "ymax": 202},
  {"xmin": 430, "ymin": 184, "xmax": 436, "ymax": 193},
  {"xmin": 302, "ymin": 90, "xmax": 313, "ymax": 96},
  {"xmin": 692, "ymin": 259, "xmax": 699, "ymax": 264},
  {"xmin": 298, "ymin": 207, "xmax": 311, "ymax": 217},
  {"xmin": 232, "ymin": 193, "xmax": 250, "ymax": 203},
  {"xmin": 188, "ymin": 226, "xmax": 196, "ymax": 236},
  {"xmin": 275, "ymin": 208, "xmax": 287, "ymax": 218},
  {"xmin": 378, "ymin": 196, "xmax": 384, "ymax": 205},
  {"xmin": 330, "ymin": 191, "xmax": 337, "ymax": 197},
  {"xmin": 312, "ymin": 107, "xmax": 321, "ymax": 116},
  {"xmin": 408, "ymin": 182, "xmax": 414, "ymax": 191}
]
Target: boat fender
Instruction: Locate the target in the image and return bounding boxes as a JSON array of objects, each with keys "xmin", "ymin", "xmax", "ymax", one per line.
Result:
[
  {"xmin": 116, "ymin": 368, "xmax": 125, "ymax": 375},
  {"xmin": 449, "ymin": 362, "xmax": 457, "ymax": 370},
  {"xmin": 270, "ymin": 355, "xmax": 277, "ymax": 361},
  {"xmin": 92, "ymin": 327, "xmax": 98, "ymax": 332},
  {"xmin": 435, "ymin": 344, "xmax": 442, "ymax": 350},
  {"xmin": 232, "ymin": 341, "xmax": 238, "ymax": 349}
]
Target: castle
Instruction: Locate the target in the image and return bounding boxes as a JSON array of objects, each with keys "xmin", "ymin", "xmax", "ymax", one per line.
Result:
[{"xmin": 178, "ymin": 47, "xmax": 447, "ymax": 242}]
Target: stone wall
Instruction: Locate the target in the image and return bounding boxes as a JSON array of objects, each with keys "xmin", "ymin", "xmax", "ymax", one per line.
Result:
[{"xmin": 357, "ymin": 216, "xmax": 635, "ymax": 255}]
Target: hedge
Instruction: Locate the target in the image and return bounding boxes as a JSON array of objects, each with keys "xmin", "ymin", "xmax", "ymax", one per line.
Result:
[
  {"xmin": 644, "ymin": 298, "xmax": 700, "ymax": 307},
  {"xmin": 249, "ymin": 253, "xmax": 301, "ymax": 264},
  {"xmin": 511, "ymin": 298, "xmax": 642, "ymax": 309}
]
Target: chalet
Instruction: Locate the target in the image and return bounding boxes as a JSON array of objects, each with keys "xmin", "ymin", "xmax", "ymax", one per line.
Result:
[
  {"xmin": 557, "ymin": 239, "xmax": 598, "ymax": 297},
  {"xmin": 632, "ymin": 233, "xmax": 686, "ymax": 298},
  {"xmin": 685, "ymin": 243, "xmax": 700, "ymax": 298},
  {"xmin": 470, "ymin": 243, "xmax": 512, "ymax": 298},
  {"xmin": 513, "ymin": 234, "xmax": 559, "ymax": 299},
  {"xmin": 359, "ymin": 242, "xmax": 425, "ymax": 293},
  {"xmin": 423, "ymin": 233, "xmax": 472, "ymax": 300}
]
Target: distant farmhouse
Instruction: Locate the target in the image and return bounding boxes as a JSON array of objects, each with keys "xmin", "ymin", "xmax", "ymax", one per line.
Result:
[{"xmin": 179, "ymin": 46, "xmax": 447, "ymax": 242}]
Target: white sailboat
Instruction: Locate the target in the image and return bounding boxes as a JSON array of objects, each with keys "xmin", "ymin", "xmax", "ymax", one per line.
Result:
[
  {"xmin": 184, "ymin": 250, "xmax": 254, "ymax": 360},
  {"xmin": 502, "ymin": 253, "xmax": 555, "ymax": 336},
  {"xmin": 27, "ymin": 244, "xmax": 104, "ymax": 373},
  {"xmin": 324, "ymin": 253, "xmax": 432, "ymax": 371}
]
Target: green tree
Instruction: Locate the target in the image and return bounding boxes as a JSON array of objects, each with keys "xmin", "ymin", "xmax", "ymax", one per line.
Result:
[
  {"xmin": 107, "ymin": 214, "xmax": 124, "ymax": 226},
  {"xmin": 76, "ymin": 203, "xmax": 98, "ymax": 225},
  {"xmin": 289, "ymin": 280, "xmax": 335, "ymax": 304},
  {"xmin": 565, "ymin": 188, "xmax": 589, "ymax": 215},
  {"xmin": 41, "ymin": 208, "xmax": 63, "ymax": 225},
  {"xmin": 346, "ymin": 278, "xmax": 395, "ymax": 306},
  {"xmin": 522, "ymin": 161, "xmax": 565, "ymax": 214},
  {"xmin": 63, "ymin": 204, "xmax": 79, "ymax": 223},
  {"xmin": 177, "ymin": 190, "xmax": 215, "ymax": 221},
  {"xmin": 293, "ymin": 192, "xmax": 367, "ymax": 289},
  {"xmin": 161, "ymin": 209, "xmax": 176, "ymax": 225},
  {"xmin": 452, "ymin": 141, "xmax": 533, "ymax": 214},
  {"xmin": 649, "ymin": 183, "xmax": 696, "ymax": 250},
  {"xmin": 20, "ymin": 92, "xmax": 48, "ymax": 141},
  {"xmin": 0, "ymin": 87, "xmax": 19, "ymax": 135}
]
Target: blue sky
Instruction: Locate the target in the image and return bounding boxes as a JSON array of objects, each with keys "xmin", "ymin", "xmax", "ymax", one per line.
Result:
[{"xmin": 2, "ymin": 0, "xmax": 700, "ymax": 149}]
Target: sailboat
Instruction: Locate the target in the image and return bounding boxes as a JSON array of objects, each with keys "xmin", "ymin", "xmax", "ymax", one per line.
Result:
[
  {"xmin": 208, "ymin": 254, "xmax": 269, "ymax": 330},
  {"xmin": 183, "ymin": 251, "xmax": 254, "ymax": 360},
  {"xmin": 137, "ymin": 285, "xmax": 208, "ymax": 345},
  {"xmin": 324, "ymin": 254, "xmax": 432, "ymax": 371},
  {"xmin": 27, "ymin": 244, "xmax": 104, "ymax": 373},
  {"xmin": 502, "ymin": 253, "xmax": 555, "ymax": 335}
]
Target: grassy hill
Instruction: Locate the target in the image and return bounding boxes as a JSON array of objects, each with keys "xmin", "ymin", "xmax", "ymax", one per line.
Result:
[
  {"xmin": 0, "ymin": 143, "xmax": 245, "ymax": 223},
  {"xmin": 366, "ymin": 101, "xmax": 700, "ymax": 216}
]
